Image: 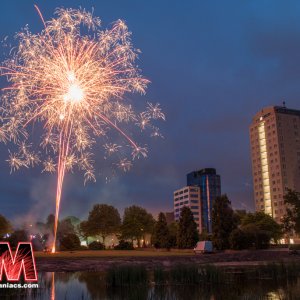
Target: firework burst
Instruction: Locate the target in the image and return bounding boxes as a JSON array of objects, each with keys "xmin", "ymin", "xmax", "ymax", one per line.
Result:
[{"xmin": 0, "ymin": 6, "xmax": 164, "ymax": 252}]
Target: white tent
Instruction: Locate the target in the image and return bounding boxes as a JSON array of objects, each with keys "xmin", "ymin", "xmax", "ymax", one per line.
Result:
[{"xmin": 193, "ymin": 241, "xmax": 213, "ymax": 254}]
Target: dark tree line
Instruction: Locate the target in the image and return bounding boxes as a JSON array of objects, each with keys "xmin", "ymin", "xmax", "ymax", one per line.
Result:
[
  {"xmin": 2, "ymin": 189, "xmax": 299, "ymax": 251},
  {"xmin": 211, "ymin": 194, "xmax": 283, "ymax": 250},
  {"xmin": 152, "ymin": 207, "xmax": 199, "ymax": 250}
]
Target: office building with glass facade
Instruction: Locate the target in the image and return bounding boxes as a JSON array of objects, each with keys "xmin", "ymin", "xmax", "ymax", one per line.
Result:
[{"xmin": 173, "ymin": 168, "xmax": 221, "ymax": 233}]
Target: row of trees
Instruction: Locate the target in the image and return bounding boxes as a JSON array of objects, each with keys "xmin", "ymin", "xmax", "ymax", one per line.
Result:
[
  {"xmin": 211, "ymin": 195, "xmax": 282, "ymax": 250},
  {"xmin": 152, "ymin": 207, "xmax": 198, "ymax": 249},
  {"xmin": 0, "ymin": 204, "xmax": 200, "ymax": 250},
  {"xmin": 79, "ymin": 204, "xmax": 199, "ymax": 249},
  {"xmin": 211, "ymin": 190, "xmax": 300, "ymax": 250},
  {"xmin": 151, "ymin": 195, "xmax": 285, "ymax": 251},
  {"xmin": 79, "ymin": 204, "xmax": 155, "ymax": 247},
  {"xmin": 1, "ymin": 189, "xmax": 299, "ymax": 251}
]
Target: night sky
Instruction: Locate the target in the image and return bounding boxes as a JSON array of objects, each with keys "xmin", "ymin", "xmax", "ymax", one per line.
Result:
[{"xmin": 1, "ymin": 0, "xmax": 300, "ymax": 223}]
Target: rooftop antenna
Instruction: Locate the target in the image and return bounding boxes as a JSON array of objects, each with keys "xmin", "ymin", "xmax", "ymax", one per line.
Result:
[{"xmin": 282, "ymin": 100, "xmax": 286, "ymax": 108}]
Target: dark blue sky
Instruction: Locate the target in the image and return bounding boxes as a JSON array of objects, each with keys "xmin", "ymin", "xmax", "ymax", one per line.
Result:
[{"xmin": 1, "ymin": 0, "xmax": 300, "ymax": 222}]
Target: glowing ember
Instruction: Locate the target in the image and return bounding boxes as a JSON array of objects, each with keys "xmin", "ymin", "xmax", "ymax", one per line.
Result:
[{"xmin": 0, "ymin": 6, "xmax": 165, "ymax": 252}]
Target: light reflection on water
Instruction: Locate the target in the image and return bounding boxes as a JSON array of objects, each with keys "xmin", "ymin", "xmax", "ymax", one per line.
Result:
[{"xmin": 1, "ymin": 271, "xmax": 300, "ymax": 300}]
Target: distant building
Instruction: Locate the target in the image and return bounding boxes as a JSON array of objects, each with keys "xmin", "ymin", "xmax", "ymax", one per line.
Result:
[
  {"xmin": 187, "ymin": 168, "xmax": 221, "ymax": 233},
  {"xmin": 174, "ymin": 186, "xmax": 202, "ymax": 232},
  {"xmin": 164, "ymin": 212, "xmax": 175, "ymax": 224},
  {"xmin": 174, "ymin": 168, "xmax": 221, "ymax": 233},
  {"xmin": 249, "ymin": 105, "xmax": 300, "ymax": 223}
]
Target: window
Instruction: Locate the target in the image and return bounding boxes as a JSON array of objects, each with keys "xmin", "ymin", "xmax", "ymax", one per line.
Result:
[
  {"xmin": 191, "ymin": 200, "xmax": 198, "ymax": 204},
  {"xmin": 192, "ymin": 212, "xmax": 199, "ymax": 215},
  {"xmin": 191, "ymin": 206, "xmax": 198, "ymax": 209}
]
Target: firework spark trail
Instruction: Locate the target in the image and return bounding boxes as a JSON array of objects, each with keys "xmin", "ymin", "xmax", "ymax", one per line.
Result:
[{"xmin": 0, "ymin": 7, "xmax": 165, "ymax": 252}]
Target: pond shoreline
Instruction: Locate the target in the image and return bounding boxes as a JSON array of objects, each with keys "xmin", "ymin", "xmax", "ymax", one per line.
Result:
[{"xmin": 35, "ymin": 249, "xmax": 300, "ymax": 272}]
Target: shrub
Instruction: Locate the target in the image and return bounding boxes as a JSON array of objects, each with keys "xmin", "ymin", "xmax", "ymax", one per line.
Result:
[
  {"xmin": 229, "ymin": 228, "xmax": 252, "ymax": 250},
  {"xmin": 114, "ymin": 240, "xmax": 134, "ymax": 250},
  {"xmin": 254, "ymin": 230, "xmax": 271, "ymax": 249},
  {"xmin": 242, "ymin": 224, "xmax": 271, "ymax": 249},
  {"xmin": 88, "ymin": 241, "xmax": 105, "ymax": 250},
  {"xmin": 60, "ymin": 233, "xmax": 81, "ymax": 250},
  {"xmin": 289, "ymin": 244, "xmax": 300, "ymax": 251}
]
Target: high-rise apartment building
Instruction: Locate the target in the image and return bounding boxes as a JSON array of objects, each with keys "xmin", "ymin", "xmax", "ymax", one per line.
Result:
[
  {"xmin": 250, "ymin": 105, "xmax": 300, "ymax": 223},
  {"xmin": 173, "ymin": 168, "xmax": 221, "ymax": 233}
]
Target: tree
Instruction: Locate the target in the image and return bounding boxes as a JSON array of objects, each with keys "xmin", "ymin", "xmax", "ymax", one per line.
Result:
[
  {"xmin": 211, "ymin": 195, "xmax": 237, "ymax": 250},
  {"xmin": 198, "ymin": 228, "xmax": 212, "ymax": 241},
  {"xmin": 168, "ymin": 222, "xmax": 178, "ymax": 248},
  {"xmin": 86, "ymin": 204, "xmax": 121, "ymax": 245},
  {"xmin": 177, "ymin": 207, "xmax": 198, "ymax": 249},
  {"xmin": 241, "ymin": 212, "xmax": 282, "ymax": 243},
  {"xmin": 0, "ymin": 215, "xmax": 12, "ymax": 237},
  {"xmin": 121, "ymin": 205, "xmax": 155, "ymax": 247},
  {"xmin": 240, "ymin": 224, "xmax": 270, "ymax": 249},
  {"xmin": 241, "ymin": 212, "xmax": 282, "ymax": 242},
  {"xmin": 152, "ymin": 213, "xmax": 171, "ymax": 249},
  {"xmin": 114, "ymin": 240, "xmax": 134, "ymax": 250},
  {"xmin": 78, "ymin": 220, "xmax": 91, "ymax": 244},
  {"xmin": 60, "ymin": 233, "xmax": 81, "ymax": 250},
  {"xmin": 229, "ymin": 228, "xmax": 252, "ymax": 250},
  {"xmin": 57, "ymin": 218, "xmax": 76, "ymax": 241},
  {"xmin": 88, "ymin": 241, "xmax": 105, "ymax": 250},
  {"xmin": 65, "ymin": 216, "xmax": 81, "ymax": 235},
  {"xmin": 282, "ymin": 189, "xmax": 300, "ymax": 237},
  {"xmin": 65, "ymin": 216, "xmax": 81, "ymax": 227},
  {"xmin": 233, "ymin": 210, "xmax": 247, "ymax": 225}
]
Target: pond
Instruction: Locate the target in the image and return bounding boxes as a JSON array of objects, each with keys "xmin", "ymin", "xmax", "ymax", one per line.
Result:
[{"xmin": 1, "ymin": 271, "xmax": 300, "ymax": 300}]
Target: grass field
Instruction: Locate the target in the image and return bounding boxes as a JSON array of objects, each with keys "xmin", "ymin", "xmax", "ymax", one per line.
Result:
[{"xmin": 35, "ymin": 249, "xmax": 195, "ymax": 258}]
